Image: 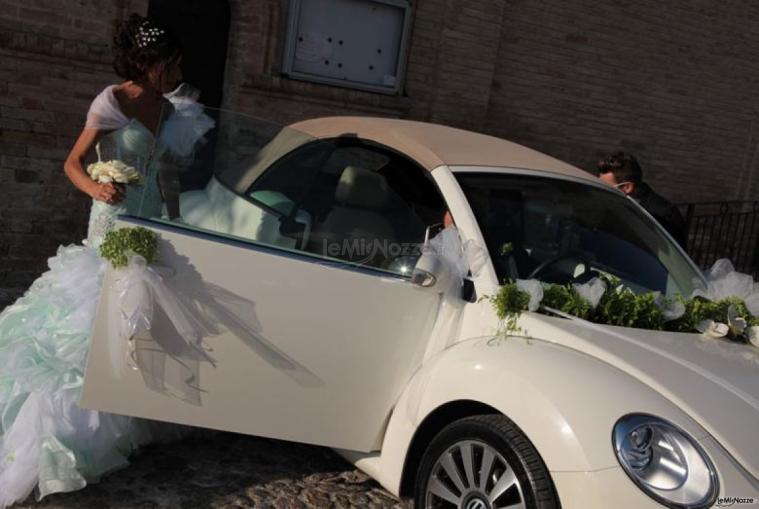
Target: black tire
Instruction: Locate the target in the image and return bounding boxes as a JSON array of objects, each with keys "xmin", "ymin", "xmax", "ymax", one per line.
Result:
[{"xmin": 414, "ymin": 414, "xmax": 559, "ymax": 509}]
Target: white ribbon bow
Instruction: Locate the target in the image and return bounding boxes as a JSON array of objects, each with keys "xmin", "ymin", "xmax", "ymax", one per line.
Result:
[{"xmin": 111, "ymin": 253, "xmax": 215, "ymax": 376}]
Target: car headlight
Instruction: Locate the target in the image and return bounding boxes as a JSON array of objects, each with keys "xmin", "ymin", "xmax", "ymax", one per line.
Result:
[{"xmin": 613, "ymin": 414, "xmax": 718, "ymax": 509}]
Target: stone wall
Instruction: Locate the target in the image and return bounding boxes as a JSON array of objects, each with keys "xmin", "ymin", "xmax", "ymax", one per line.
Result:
[{"xmin": 2, "ymin": 0, "xmax": 759, "ymax": 306}]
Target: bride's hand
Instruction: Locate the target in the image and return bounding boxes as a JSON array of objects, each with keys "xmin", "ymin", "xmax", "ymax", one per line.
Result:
[{"xmin": 92, "ymin": 182, "xmax": 125, "ymax": 204}]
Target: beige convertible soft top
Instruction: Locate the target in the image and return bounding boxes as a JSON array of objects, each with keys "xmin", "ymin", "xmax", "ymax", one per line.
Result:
[
  {"xmin": 291, "ymin": 116, "xmax": 598, "ymax": 183},
  {"xmin": 220, "ymin": 116, "xmax": 600, "ymax": 193}
]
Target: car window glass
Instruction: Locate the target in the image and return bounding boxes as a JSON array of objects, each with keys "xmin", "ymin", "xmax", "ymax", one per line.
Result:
[
  {"xmin": 456, "ymin": 173, "xmax": 699, "ymax": 295},
  {"xmin": 127, "ymin": 107, "xmax": 446, "ymax": 277},
  {"xmin": 247, "ymin": 141, "xmax": 446, "ymax": 276},
  {"xmin": 126, "ymin": 110, "xmax": 330, "ymax": 253}
]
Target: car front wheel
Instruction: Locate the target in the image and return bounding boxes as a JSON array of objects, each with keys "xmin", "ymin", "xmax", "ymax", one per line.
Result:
[{"xmin": 415, "ymin": 415, "xmax": 559, "ymax": 509}]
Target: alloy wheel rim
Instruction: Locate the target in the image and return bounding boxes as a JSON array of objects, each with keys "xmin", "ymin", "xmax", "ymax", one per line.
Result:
[{"xmin": 425, "ymin": 439, "xmax": 526, "ymax": 509}]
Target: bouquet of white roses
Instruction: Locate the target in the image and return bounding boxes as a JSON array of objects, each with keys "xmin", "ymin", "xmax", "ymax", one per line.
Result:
[{"xmin": 87, "ymin": 160, "xmax": 143, "ymax": 184}]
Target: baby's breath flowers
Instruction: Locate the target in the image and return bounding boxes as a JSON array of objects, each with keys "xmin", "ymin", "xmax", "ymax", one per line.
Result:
[
  {"xmin": 87, "ymin": 160, "xmax": 143, "ymax": 184},
  {"xmin": 99, "ymin": 227, "xmax": 158, "ymax": 268}
]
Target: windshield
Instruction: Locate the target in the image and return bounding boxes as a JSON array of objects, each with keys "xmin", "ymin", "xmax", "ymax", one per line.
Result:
[{"xmin": 456, "ymin": 172, "xmax": 701, "ymax": 295}]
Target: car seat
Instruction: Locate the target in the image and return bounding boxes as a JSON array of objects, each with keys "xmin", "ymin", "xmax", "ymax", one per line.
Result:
[{"xmin": 317, "ymin": 166, "xmax": 397, "ymax": 266}]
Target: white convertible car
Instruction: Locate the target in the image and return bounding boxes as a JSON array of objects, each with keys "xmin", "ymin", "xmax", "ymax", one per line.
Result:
[{"xmin": 82, "ymin": 112, "xmax": 758, "ymax": 509}]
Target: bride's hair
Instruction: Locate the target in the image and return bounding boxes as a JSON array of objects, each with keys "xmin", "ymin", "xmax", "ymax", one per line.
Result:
[{"xmin": 113, "ymin": 14, "xmax": 181, "ymax": 80}]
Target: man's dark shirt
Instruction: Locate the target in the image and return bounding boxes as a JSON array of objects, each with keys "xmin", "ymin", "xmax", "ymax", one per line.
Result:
[{"xmin": 631, "ymin": 182, "xmax": 688, "ymax": 248}]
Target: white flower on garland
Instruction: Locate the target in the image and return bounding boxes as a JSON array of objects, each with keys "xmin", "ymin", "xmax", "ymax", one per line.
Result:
[
  {"xmin": 695, "ymin": 305, "xmax": 747, "ymax": 341},
  {"xmin": 696, "ymin": 319, "xmax": 730, "ymax": 339},
  {"xmin": 727, "ymin": 305, "xmax": 747, "ymax": 337},
  {"xmin": 87, "ymin": 160, "xmax": 143, "ymax": 184}
]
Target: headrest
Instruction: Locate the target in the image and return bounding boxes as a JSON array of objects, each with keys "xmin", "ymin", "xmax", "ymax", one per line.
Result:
[{"xmin": 335, "ymin": 166, "xmax": 389, "ymax": 210}]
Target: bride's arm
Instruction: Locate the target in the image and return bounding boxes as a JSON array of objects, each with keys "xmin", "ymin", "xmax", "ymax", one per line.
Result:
[{"xmin": 64, "ymin": 128, "xmax": 124, "ymax": 204}]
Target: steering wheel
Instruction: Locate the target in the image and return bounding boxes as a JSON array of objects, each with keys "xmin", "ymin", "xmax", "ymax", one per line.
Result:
[{"xmin": 527, "ymin": 251, "xmax": 592, "ymax": 282}]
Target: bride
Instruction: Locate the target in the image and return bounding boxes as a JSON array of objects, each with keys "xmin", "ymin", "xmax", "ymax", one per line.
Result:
[{"xmin": 0, "ymin": 14, "xmax": 213, "ymax": 507}]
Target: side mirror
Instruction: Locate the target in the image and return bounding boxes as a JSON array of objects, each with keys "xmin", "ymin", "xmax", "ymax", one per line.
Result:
[
  {"xmin": 411, "ymin": 225, "xmax": 475, "ymax": 300},
  {"xmin": 411, "ymin": 249, "xmax": 453, "ymax": 289}
]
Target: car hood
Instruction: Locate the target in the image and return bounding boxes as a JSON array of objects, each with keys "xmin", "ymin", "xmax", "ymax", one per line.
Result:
[{"xmin": 524, "ymin": 313, "xmax": 759, "ymax": 479}]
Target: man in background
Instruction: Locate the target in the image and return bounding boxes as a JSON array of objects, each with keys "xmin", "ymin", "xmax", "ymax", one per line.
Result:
[{"xmin": 598, "ymin": 152, "xmax": 688, "ymax": 248}]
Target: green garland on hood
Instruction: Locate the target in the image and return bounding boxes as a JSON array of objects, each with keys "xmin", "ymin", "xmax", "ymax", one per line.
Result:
[{"xmin": 484, "ymin": 277, "xmax": 759, "ymax": 345}]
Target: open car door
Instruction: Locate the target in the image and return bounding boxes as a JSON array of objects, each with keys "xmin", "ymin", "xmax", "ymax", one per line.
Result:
[{"xmin": 81, "ymin": 110, "xmax": 449, "ymax": 452}]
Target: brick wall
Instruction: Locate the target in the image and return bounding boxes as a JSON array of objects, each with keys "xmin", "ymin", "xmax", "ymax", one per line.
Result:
[
  {"xmin": 0, "ymin": 0, "xmax": 147, "ymax": 306},
  {"xmin": 482, "ymin": 0, "xmax": 759, "ymax": 204},
  {"xmin": 224, "ymin": 0, "xmax": 759, "ymax": 205},
  {"xmin": 2, "ymin": 0, "xmax": 759, "ymax": 306},
  {"xmin": 221, "ymin": 0, "xmax": 413, "ymax": 123}
]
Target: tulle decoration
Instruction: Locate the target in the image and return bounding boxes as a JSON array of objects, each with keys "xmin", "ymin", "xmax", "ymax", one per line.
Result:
[
  {"xmin": 572, "ymin": 277, "xmax": 607, "ymax": 309},
  {"xmin": 406, "ymin": 227, "xmax": 486, "ymax": 420},
  {"xmin": 110, "ymin": 253, "xmax": 215, "ymax": 378},
  {"xmin": 688, "ymin": 259, "xmax": 759, "ymax": 341},
  {"xmin": 510, "ymin": 277, "xmax": 608, "ymax": 313},
  {"xmin": 161, "ymin": 84, "xmax": 216, "ymax": 159},
  {"xmin": 654, "ymin": 293, "xmax": 686, "ymax": 321},
  {"xmin": 85, "ymin": 83, "xmax": 216, "ymax": 145},
  {"xmin": 84, "ymin": 85, "xmax": 129, "ymax": 131},
  {"xmin": 692, "ymin": 259, "xmax": 759, "ymax": 310},
  {"xmin": 415, "ymin": 226, "xmax": 487, "ymax": 361},
  {"xmin": 516, "ymin": 279, "xmax": 543, "ymax": 312}
]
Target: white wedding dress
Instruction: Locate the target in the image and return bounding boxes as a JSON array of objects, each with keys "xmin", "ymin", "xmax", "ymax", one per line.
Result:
[{"xmin": 0, "ymin": 85, "xmax": 213, "ymax": 507}]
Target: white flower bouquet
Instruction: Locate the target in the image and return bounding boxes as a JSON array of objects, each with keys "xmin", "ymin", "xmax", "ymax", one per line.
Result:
[{"xmin": 87, "ymin": 160, "xmax": 143, "ymax": 184}]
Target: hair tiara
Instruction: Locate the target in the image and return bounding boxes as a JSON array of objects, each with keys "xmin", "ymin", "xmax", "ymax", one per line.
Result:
[{"xmin": 134, "ymin": 19, "xmax": 166, "ymax": 49}]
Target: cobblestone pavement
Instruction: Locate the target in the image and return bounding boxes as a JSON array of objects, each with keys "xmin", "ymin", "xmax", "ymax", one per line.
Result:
[{"xmin": 14, "ymin": 433, "xmax": 412, "ymax": 509}]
